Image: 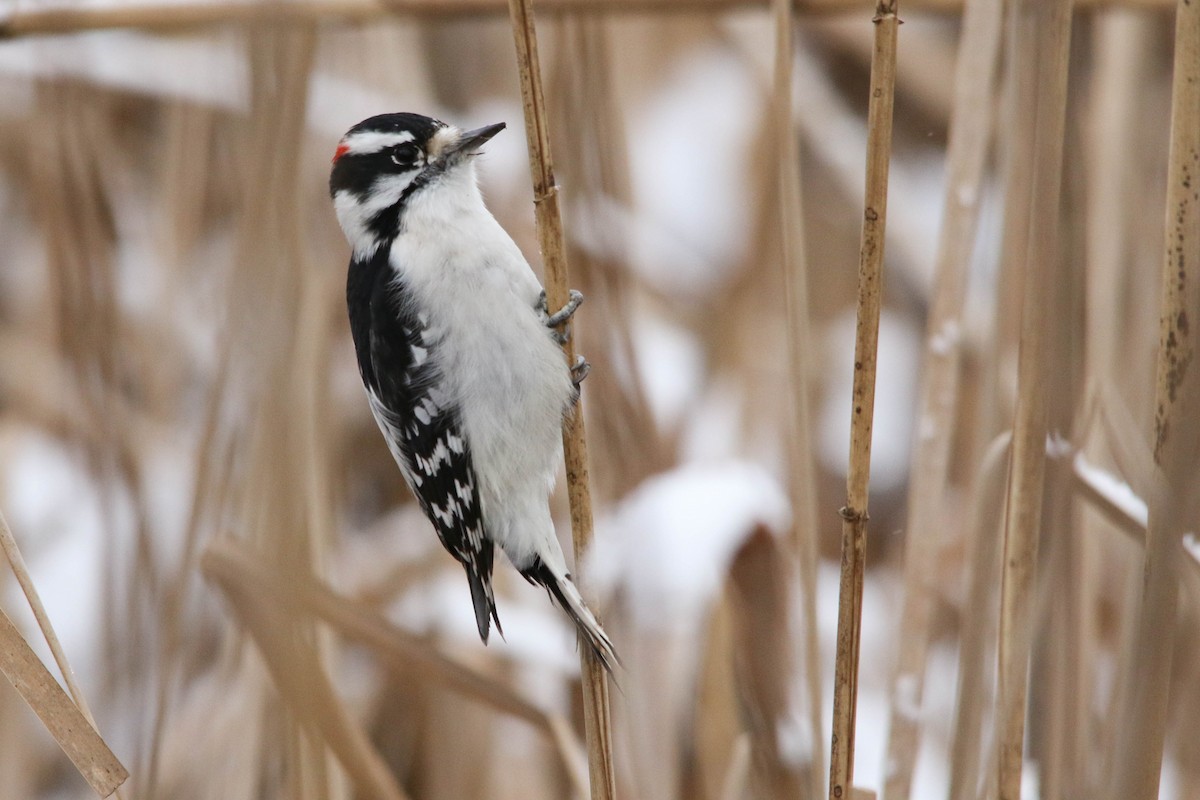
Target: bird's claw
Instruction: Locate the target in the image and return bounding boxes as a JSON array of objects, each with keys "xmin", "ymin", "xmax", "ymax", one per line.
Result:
[
  {"xmin": 569, "ymin": 355, "xmax": 590, "ymax": 405},
  {"xmin": 570, "ymin": 354, "xmax": 590, "ymax": 387},
  {"xmin": 537, "ymin": 289, "xmax": 584, "ymax": 329}
]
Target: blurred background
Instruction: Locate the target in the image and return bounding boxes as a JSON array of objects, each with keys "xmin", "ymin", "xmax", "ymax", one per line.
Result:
[{"xmin": 0, "ymin": 0, "xmax": 1196, "ymax": 798}]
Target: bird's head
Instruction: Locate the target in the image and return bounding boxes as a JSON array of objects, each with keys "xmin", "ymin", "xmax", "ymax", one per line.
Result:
[{"xmin": 329, "ymin": 112, "xmax": 506, "ymax": 252}]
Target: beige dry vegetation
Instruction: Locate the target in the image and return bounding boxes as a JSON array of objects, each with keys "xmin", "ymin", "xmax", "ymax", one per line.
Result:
[{"xmin": 0, "ymin": 1, "xmax": 1197, "ymax": 799}]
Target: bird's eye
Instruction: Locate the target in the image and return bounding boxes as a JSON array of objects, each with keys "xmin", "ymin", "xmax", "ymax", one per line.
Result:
[{"xmin": 391, "ymin": 143, "xmax": 422, "ymax": 166}]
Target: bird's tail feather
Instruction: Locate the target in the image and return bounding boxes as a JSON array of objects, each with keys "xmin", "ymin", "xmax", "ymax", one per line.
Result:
[
  {"xmin": 464, "ymin": 541, "xmax": 502, "ymax": 643},
  {"xmin": 522, "ymin": 557, "xmax": 619, "ymax": 673}
]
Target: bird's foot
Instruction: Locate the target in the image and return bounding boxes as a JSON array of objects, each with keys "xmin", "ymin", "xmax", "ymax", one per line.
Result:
[
  {"xmin": 569, "ymin": 355, "xmax": 590, "ymax": 405},
  {"xmin": 537, "ymin": 289, "xmax": 584, "ymax": 344},
  {"xmin": 570, "ymin": 354, "xmax": 590, "ymax": 388}
]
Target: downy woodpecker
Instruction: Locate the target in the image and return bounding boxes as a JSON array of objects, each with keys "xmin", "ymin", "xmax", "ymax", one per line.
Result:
[{"xmin": 329, "ymin": 113, "xmax": 616, "ymax": 671}]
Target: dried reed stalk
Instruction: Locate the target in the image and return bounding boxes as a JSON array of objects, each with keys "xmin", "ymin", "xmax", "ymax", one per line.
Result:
[
  {"xmin": 201, "ymin": 539, "xmax": 590, "ymax": 794},
  {"xmin": 0, "ymin": 0, "xmax": 1172, "ymax": 39},
  {"xmin": 946, "ymin": 433, "xmax": 1011, "ymax": 800},
  {"xmin": 771, "ymin": 0, "xmax": 824, "ymax": 792},
  {"xmin": 1110, "ymin": 0, "xmax": 1200, "ymax": 796},
  {"xmin": 828, "ymin": 3, "xmax": 898, "ymax": 799},
  {"xmin": 880, "ymin": 0, "xmax": 1002, "ymax": 794},
  {"xmin": 0, "ymin": 511, "xmax": 110, "ymax": 753},
  {"xmin": 505, "ymin": 1, "xmax": 615, "ymax": 798},
  {"xmin": 1081, "ymin": 20, "xmax": 1154, "ymax": 790},
  {"xmin": 0, "ymin": 606, "xmax": 127, "ymax": 797},
  {"xmin": 1085, "ymin": 12, "xmax": 1155, "ymax": 389},
  {"xmin": 203, "ymin": 552, "xmax": 408, "ymax": 800},
  {"xmin": 546, "ymin": 17, "xmax": 670, "ymax": 497},
  {"xmin": 993, "ymin": 2, "xmax": 1073, "ymax": 798},
  {"xmin": 1038, "ymin": 112, "xmax": 1088, "ymax": 798}
]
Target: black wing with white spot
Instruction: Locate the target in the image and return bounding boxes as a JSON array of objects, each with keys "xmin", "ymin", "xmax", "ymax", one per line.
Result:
[{"xmin": 347, "ymin": 245, "xmax": 500, "ymax": 642}]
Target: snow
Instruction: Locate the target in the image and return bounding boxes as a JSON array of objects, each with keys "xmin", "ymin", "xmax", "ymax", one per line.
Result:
[
  {"xmin": 1073, "ymin": 453, "xmax": 1148, "ymax": 528},
  {"xmin": 624, "ymin": 47, "xmax": 762, "ymax": 301},
  {"xmin": 1182, "ymin": 532, "xmax": 1200, "ymax": 566},
  {"xmin": 893, "ymin": 671, "xmax": 923, "ymax": 722},
  {"xmin": 1, "ymin": 432, "xmax": 118, "ymax": 685},
  {"xmin": 1045, "ymin": 431, "xmax": 1073, "ymax": 460},
  {"xmin": 630, "ymin": 316, "xmax": 706, "ymax": 432},
  {"xmin": 0, "ymin": 31, "xmax": 248, "ymax": 109},
  {"xmin": 776, "ymin": 711, "xmax": 815, "ymax": 769},
  {"xmin": 928, "ymin": 319, "xmax": 960, "ymax": 356},
  {"xmin": 588, "ymin": 461, "xmax": 790, "ymax": 631},
  {"xmin": 390, "ymin": 568, "xmax": 582, "ymax": 678}
]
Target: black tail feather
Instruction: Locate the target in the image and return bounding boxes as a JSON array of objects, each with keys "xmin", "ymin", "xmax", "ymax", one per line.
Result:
[
  {"xmin": 521, "ymin": 557, "xmax": 619, "ymax": 673},
  {"xmin": 464, "ymin": 540, "xmax": 502, "ymax": 643}
]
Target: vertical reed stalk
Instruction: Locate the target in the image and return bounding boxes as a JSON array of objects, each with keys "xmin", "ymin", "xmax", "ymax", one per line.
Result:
[
  {"xmin": 771, "ymin": 0, "xmax": 824, "ymax": 793},
  {"xmin": 1037, "ymin": 116, "xmax": 1088, "ymax": 798},
  {"xmin": 1084, "ymin": 14, "xmax": 1153, "ymax": 789},
  {"xmin": 828, "ymin": 3, "xmax": 898, "ymax": 799},
  {"xmin": 505, "ymin": 2, "xmax": 616, "ymax": 799},
  {"xmin": 1085, "ymin": 11, "xmax": 1154, "ymax": 389},
  {"xmin": 881, "ymin": 0, "xmax": 1002, "ymax": 794},
  {"xmin": 994, "ymin": 2, "xmax": 1072, "ymax": 798},
  {"xmin": 946, "ymin": 434, "xmax": 1011, "ymax": 800},
  {"xmin": 1111, "ymin": 0, "xmax": 1200, "ymax": 796}
]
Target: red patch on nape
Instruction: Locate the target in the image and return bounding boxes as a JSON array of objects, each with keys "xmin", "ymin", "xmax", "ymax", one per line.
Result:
[{"xmin": 332, "ymin": 142, "xmax": 350, "ymax": 163}]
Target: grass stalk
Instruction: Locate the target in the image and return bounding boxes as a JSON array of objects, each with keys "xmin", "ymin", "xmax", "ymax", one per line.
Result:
[
  {"xmin": 0, "ymin": 513, "xmax": 129, "ymax": 800},
  {"xmin": 827, "ymin": 3, "xmax": 898, "ymax": 799},
  {"xmin": 203, "ymin": 555, "xmax": 408, "ymax": 800},
  {"xmin": 945, "ymin": 434, "xmax": 1011, "ymax": 800},
  {"xmin": 771, "ymin": 0, "xmax": 824, "ymax": 792},
  {"xmin": 201, "ymin": 539, "xmax": 591, "ymax": 795},
  {"xmin": 993, "ymin": 2, "xmax": 1073, "ymax": 798},
  {"xmin": 1110, "ymin": 1, "xmax": 1200, "ymax": 796},
  {"xmin": 1040, "ymin": 101, "xmax": 1090, "ymax": 798},
  {"xmin": 505, "ymin": 1, "xmax": 616, "ymax": 798},
  {"xmin": 0, "ymin": 606, "xmax": 127, "ymax": 797},
  {"xmin": 880, "ymin": 0, "xmax": 1002, "ymax": 794},
  {"xmin": 0, "ymin": 510, "xmax": 114, "ymax": 760},
  {"xmin": 1085, "ymin": 12, "xmax": 1155, "ymax": 389}
]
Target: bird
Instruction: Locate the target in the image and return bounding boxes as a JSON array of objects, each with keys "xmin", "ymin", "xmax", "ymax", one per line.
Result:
[{"xmin": 329, "ymin": 112, "xmax": 617, "ymax": 671}]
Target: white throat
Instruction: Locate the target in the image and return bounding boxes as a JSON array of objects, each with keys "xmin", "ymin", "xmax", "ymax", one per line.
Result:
[{"xmin": 334, "ymin": 162, "xmax": 483, "ymax": 257}]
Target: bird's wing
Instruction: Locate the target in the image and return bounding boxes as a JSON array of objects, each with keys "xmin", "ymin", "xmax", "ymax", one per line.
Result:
[{"xmin": 350, "ymin": 250, "xmax": 500, "ymax": 642}]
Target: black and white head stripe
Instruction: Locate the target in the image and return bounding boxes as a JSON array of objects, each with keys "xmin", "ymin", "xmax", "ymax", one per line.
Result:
[
  {"xmin": 329, "ymin": 113, "xmax": 508, "ymax": 254},
  {"xmin": 346, "ymin": 244, "xmax": 501, "ymax": 641},
  {"xmin": 332, "ymin": 113, "xmax": 444, "ymax": 162}
]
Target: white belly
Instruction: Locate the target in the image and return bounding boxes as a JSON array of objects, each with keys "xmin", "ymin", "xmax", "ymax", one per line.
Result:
[{"xmin": 389, "ymin": 199, "xmax": 573, "ymax": 565}]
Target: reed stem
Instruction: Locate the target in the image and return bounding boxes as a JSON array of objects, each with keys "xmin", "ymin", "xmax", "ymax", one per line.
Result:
[
  {"xmin": 771, "ymin": 0, "xmax": 825, "ymax": 792},
  {"xmin": 881, "ymin": 0, "xmax": 1002, "ymax": 792},
  {"xmin": 505, "ymin": 1, "xmax": 616, "ymax": 797},
  {"xmin": 828, "ymin": 3, "xmax": 898, "ymax": 798},
  {"xmin": 1110, "ymin": 0, "xmax": 1200, "ymax": 796},
  {"xmin": 993, "ymin": 2, "xmax": 1073, "ymax": 798}
]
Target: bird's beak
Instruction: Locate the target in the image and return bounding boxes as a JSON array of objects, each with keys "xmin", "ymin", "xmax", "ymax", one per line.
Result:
[{"xmin": 442, "ymin": 122, "xmax": 506, "ymax": 161}]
